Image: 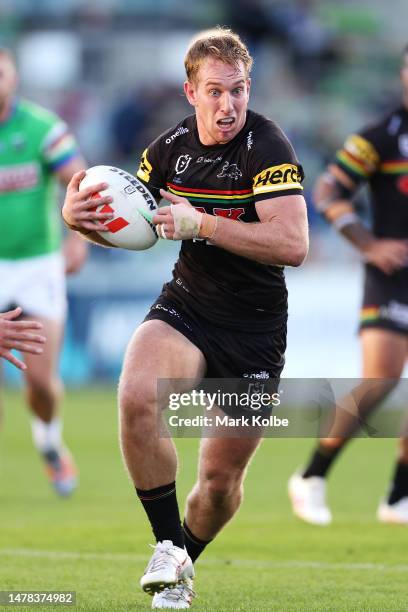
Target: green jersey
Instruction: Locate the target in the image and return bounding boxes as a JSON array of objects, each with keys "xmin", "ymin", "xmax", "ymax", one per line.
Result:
[{"xmin": 0, "ymin": 98, "xmax": 80, "ymax": 259}]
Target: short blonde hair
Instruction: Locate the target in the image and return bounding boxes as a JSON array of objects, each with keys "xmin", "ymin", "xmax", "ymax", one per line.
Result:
[{"xmin": 184, "ymin": 26, "xmax": 253, "ymax": 84}]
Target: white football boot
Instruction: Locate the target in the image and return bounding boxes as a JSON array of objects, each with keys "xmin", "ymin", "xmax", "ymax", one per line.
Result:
[
  {"xmin": 152, "ymin": 578, "xmax": 196, "ymax": 609},
  {"xmin": 140, "ymin": 541, "xmax": 194, "ymax": 595},
  {"xmin": 288, "ymin": 473, "xmax": 332, "ymax": 525},
  {"xmin": 377, "ymin": 497, "xmax": 408, "ymax": 525}
]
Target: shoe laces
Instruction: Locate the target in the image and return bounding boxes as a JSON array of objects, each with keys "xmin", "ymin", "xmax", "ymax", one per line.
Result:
[{"xmin": 146, "ymin": 542, "xmax": 181, "ymax": 573}]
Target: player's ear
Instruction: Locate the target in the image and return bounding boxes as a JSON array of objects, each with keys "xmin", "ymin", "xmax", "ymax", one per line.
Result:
[{"xmin": 184, "ymin": 80, "xmax": 197, "ymax": 107}]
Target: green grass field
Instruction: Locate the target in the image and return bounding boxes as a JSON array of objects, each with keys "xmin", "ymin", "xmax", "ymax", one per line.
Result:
[{"xmin": 1, "ymin": 389, "xmax": 407, "ymax": 611}]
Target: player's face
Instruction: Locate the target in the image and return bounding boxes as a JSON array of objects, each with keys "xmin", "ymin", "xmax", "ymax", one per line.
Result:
[
  {"xmin": 0, "ymin": 55, "xmax": 17, "ymax": 107},
  {"xmin": 184, "ymin": 58, "xmax": 250, "ymax": 146}
]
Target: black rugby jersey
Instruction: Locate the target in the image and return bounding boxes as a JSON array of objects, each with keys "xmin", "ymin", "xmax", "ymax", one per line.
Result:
[
  {"xmin": 136, "ymin": 110, "xmax": 304, "ymax": 331},
  {"xmin": 334, "ymin": 106, "xmax": 408, "ymax": 239}
]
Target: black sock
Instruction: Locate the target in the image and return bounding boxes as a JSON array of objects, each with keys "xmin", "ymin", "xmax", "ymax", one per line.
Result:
[
  {"xmin": 302, "ymin": 444, "xmax": 343, "ymax": 479},
  {"xmin": 387, "ymin": 461, "xmax": 408, "ymax": 505},
  {"xmin": 183, "ymin": 520, "xmax": 212, "ymax": 563},
  {"xmin": 136, "ymin": 481, "xmax": 184, "ymax": 549}
]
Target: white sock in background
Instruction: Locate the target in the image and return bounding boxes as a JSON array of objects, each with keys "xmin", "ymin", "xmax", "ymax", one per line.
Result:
[{"xmin": 31, "ymin": 417, "xmax": 63, "ymax": 453}]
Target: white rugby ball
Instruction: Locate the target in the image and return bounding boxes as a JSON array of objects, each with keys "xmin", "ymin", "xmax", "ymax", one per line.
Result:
[{"xmin": 80, "ymin": 165, "xmax": 158, "ymax": 250}]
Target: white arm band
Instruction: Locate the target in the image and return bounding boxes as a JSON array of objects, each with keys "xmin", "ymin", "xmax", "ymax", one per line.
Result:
[{"xmin": 332, "ymin": 212, "xmax": 360, "ymax": 231}]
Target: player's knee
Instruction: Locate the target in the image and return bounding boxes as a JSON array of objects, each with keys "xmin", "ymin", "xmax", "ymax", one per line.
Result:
[
  {"xmin": 26, "ymin": 376, "xmax": 61, "ymax": 403},
  {"xmin": 118, "ymin": 378, "xmax": 157, "ymax": 431}
]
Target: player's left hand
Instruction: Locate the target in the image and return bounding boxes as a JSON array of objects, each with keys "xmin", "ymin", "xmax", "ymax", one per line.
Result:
[
  {"xmin": 0, "ymin": 308, "xmax": 46, "ymax": 370},
  {"xmin": 63, "ymin": 232, "xmax": 88, "ymax": 274},
  {"xmin": 153, "ymin": 189, "xmax": 202, "ymax": 240}
]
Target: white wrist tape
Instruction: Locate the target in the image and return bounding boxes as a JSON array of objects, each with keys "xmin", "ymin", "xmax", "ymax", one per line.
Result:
[
  {"xmin": 333, "ymin": 211, "xmax": 359, "ymax": 231},
  {"xmin": 171, "ymin": 203, "xmax": 203, "ymax": 240}
]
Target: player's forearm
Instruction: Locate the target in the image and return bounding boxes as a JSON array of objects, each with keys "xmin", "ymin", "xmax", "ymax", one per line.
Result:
[
  {"xmin": 319, "ymin": 196, "xmax": 376, "ymax": 254},
  {"xmin": 63, "ymin": 228, "xmax": 89, "ymax": 246},
  {"xmin": 314, "ymin": 170, "xmax": 375, "ymax": 254},
  {"xmin": 211, "ymin": 215, "xmax": 309, "ymax": 266},
  {"xmin": 337, "ymin": 218, "xmax": 376, "ymax": 252}
]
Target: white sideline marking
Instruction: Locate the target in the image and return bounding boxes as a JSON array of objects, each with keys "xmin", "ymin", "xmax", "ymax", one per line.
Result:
[{"xmin": 1, "ymin": 548, "xmax": 408, "ymax": 573}]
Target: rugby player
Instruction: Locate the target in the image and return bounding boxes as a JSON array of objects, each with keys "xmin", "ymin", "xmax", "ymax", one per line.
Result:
[
  {"xmin": 62, "ymin": 27, "xmax": 308, "ymax": 608},
  {"xmin": 289, "ymin": 45, "xmax": 408, "ymax": 526},
  {"xmin": 0, "ymin": 307, "xmax": 45, "ymax": 370},
  {"xmin": 0, "ymin": 48, "xmax": 87, "ymax": 497}
]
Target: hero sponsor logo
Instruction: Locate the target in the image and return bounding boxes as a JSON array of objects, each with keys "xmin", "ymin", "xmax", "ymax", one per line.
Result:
[
  {"xmin": 253, "ymin": 163, "xmax": 302, "ymax": 192},
  {"xmin": 165, "ymin": 126, "xmax": 189, "ymax": 144}
]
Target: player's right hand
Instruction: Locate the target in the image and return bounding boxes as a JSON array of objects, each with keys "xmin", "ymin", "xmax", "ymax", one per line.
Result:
[
  {"xmin": 62, "ymin": 170, "xmax": 114, "ymax": 233},
  {"xmin": 362, "ymin": 239, "xmax": 408, "ymax": 275},
  {"xmin": 0, "ymin": 308, "xmax": 46, "ymax": 370}
]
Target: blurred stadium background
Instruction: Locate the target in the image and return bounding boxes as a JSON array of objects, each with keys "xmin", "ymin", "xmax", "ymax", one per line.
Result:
[{"xmin": 2, "ymin": 0, "xmax": 407, "ymax": 384}]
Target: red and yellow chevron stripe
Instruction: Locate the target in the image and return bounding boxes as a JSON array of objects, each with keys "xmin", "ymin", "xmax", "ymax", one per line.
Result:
[
  {"xmin": 167, "ymin": 183, "xmax": 254, "ymax": 205},
  {"xmin": 379, "ymin": 160, "xmax": 408, "ymax": 174}
]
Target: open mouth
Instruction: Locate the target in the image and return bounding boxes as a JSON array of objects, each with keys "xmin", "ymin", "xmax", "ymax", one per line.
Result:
[{"xmin": 217, "ymin": 117, "xmax": 235, "ymax": 128}]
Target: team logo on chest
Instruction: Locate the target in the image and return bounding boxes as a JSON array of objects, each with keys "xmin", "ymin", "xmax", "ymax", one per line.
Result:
[
  {"xmin": 398, "ymin": 134, "xmax": 408, "ymax": 157},
  {"xmin": 175, "ymin": 154, "xmax": 192, "ymax": 174},
  {"xmin": 217, "ymin": 161, "xmax": 242, "ymax": 180}
]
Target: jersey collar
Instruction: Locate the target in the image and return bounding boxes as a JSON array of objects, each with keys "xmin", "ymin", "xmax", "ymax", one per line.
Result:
[{"xmin": 193, "ymin": 110, "xmax": 252, "ymax": 151}]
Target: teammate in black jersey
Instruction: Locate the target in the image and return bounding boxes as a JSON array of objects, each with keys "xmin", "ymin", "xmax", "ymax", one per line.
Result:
[
  {"xmin": 62, "ymin": 27, "xmax": 308, "ymax": 607},
  {"xmin": 289, "ymin": 45, "xmax": 408, "ymax": 527}
]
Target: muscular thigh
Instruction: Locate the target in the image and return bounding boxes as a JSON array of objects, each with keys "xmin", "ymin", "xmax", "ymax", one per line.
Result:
[
  {"xmin": 361, "ymin": 328, "xmax": 408, "ymax": 378},
  {"xmin": 119, "ymin": 319, "xmax": 207, "ymax": 407}
]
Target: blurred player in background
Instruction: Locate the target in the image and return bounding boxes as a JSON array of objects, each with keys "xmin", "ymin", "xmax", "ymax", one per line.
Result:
[
  {"xmin": 0, "ymin": 48, "xmax": 88, "ymax": 497},
  {"xmin": 289, "ymin": 45, "xmax": 408, "ymax": 526},
  {"xmin": 63, "ymin": 27, "xmax": 308, "ymax": 609},
  {"xmin": 0, "ymin": 307, "xmax": 45, "ymax": 370}
]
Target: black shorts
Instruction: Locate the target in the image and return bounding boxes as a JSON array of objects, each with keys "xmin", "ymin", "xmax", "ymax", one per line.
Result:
[
  {"xmin": 144, "ymin": 296, "xmax": 287, "ymax": 417},
  {"xmin": 360, "ymin": 264, "xmax": 408, "ymax": 335}
]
